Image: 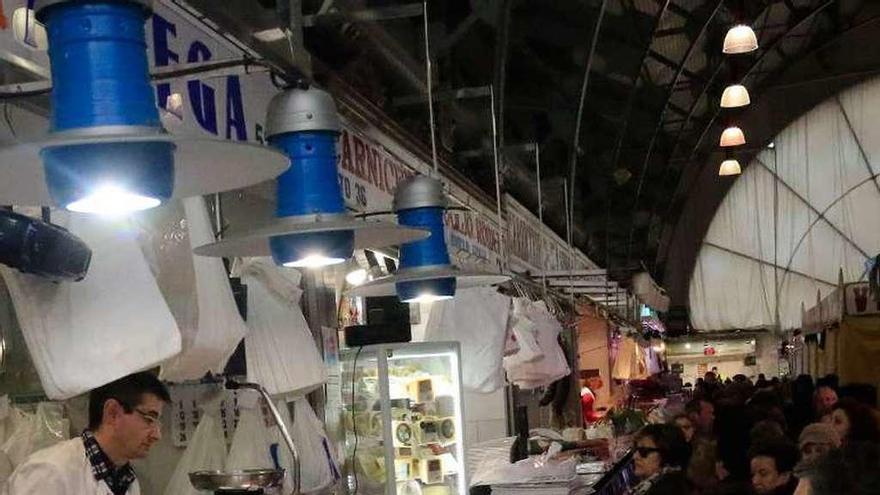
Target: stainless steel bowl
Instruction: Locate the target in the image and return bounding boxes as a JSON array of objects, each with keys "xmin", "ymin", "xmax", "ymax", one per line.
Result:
[{"xmin": 189, "ymin": 469, "xmax": 285, "ymax": 491}]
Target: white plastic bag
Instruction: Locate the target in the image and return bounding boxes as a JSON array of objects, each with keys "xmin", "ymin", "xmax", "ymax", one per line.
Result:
[
  {"xmin": 163, "ymin": 407, "xmax": 227, "ymax": 495},
  {"xmin": 503, "ymin": 299, "xmax": 570, "ymax": 390},
  {"xmin": 0, "ymin": 402, "xmax": 68, "ymax": 472},
  {"xmin": 135, "ymin": 197, "xmax": 249, "ymax": 381},
  {"xmin": 236, "ymin": 258, "xmax": 326, "ymax": 397},
  {"xmin": 1, "ymin": 211, "xmax": 181, "ymax": 399},
  {"xmin": 291, "ymin": 398, "xmax": 339, "ymax": 493},
  {"xmin": 227, "ymin": 394, "xmax": 298, "ymax": 494},
  {"xmin": 425, "ymin": 287, "xmax": 511, "ymax": 392}
]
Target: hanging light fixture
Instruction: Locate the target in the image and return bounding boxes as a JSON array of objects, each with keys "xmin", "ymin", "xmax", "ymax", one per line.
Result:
[
  {"xmin": 0, "ymin": 0, "xmax": 287, "ymax": 215},
  {"xmin": 720, "ymin": 84, "xmax": 751, "ymax": 108},
  {"xmin": 719, "ymin": 158, "xmax": 742, "ymax": 176},
  {"xmin": 720, "ymin": 126, "xmax": 746, "ymax": 147},
  {"xmin": 723, "ymin": 24, "xmax": 758, "ymax": 54},
  {"xmin": 348, "ymin": 175, "xmax": 509, "ymax": 302},
  {"xmin": 193, "ymin": 87, "xmax": 429, "ymax": 266}
]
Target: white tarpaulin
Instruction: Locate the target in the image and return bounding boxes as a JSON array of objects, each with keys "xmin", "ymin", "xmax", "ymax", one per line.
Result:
[{"xmin": 689, "ymin": 76, "xmax": 880, "ymax": 331}]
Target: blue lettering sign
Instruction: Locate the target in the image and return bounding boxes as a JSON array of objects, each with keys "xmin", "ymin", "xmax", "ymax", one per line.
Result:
[
  {"xmin": 225, "ymin": 76, "xmax": 247, "ymax": 141},
  {"xmin": 187, "ymin": 41, "xmax": 218, "ymax": 135},
  {"xmin": 152, "ymin": 14, "xmax": 179, "ymax": 108}
]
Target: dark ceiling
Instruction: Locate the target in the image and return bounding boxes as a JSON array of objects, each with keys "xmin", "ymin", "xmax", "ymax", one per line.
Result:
[{"xmin": 186, "ymin": 0, "xmax": 880, "ymax": 308}]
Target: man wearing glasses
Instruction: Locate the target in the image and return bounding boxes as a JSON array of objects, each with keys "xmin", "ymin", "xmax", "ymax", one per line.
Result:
[{"xmin": 3, "ymin": 371, "xmax": 170, "ymax": 494}]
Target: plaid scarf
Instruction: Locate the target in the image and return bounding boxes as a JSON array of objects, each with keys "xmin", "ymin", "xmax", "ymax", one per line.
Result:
[
  {"xmin": 81, "ymin": 430, "xmax": 137, "ymax": 495},
  {"xmin": 630, "ymin": 466, "xmax": 682, "ymax": 495}
]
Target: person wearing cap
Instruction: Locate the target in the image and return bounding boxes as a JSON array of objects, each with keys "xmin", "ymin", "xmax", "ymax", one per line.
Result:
[{"xmin": 797, "ymin": 423, "xmax": 840, "ymax": 464}]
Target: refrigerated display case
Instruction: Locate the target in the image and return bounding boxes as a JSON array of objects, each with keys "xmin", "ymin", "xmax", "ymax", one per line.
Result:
[{"xmin": 340, "ymin": 342, "xmax": 467, "ymax": 495}]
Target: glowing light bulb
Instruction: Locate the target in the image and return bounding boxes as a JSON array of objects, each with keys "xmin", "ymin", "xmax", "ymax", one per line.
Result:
[
  {"xmin": 719, "ymin": 159, "xmax": 742, "ymax": 176},
  {"xmin": 283, "ymin": 254, "xmax": 346, "ymax": 268},
  {"xmin": 720, "ymin": 126, "xmax": 746, "ymax": 147},
  {"xmin": 66, "ymin": 185, "xmax": 161, "ymax": 216},
  {"xmin": 723, "ymin": 25, "xmax": 758, "ymax": 54},
  {"xmin": 402, "ymin": 293, "xmax": 454, "ymax": 304},
  {"xmin": 346, "ymin": 268, "xmax": 368, "ymax": 286},
  {"xmin": 720, "ymin": 84, "xmax": 750, "ymax": 108}
]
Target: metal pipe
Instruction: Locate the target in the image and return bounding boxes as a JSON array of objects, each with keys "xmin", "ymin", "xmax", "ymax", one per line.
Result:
[
  {"xmin": 563, "ymin": 179, "xmax": 574, "ymax": 305},
  {"xmin": 226, "ymin": 380, "xmax": 301, "ymax": 494},
  {"xmin": 535, "ymin": 142, "xmax": 545, "ymax": 287},
  {"xmin": 213, "ymin": 193, "xmax": 223, "ymax": 240},
  {"xmin": 568, "ymin": 0, "xmax": 608, "ymax": 241},
  {"xmin": 490, "ymin": 84, "xmax": 506, "ymax": 268},
  {"xmin": 423, "ymin": 0, "xmax": 439, "ymax": 175}
]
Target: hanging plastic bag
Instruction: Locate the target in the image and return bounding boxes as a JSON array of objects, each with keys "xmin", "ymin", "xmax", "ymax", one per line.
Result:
[
  {"xmin": 425, "ymin": 287, "xmax": 511, "ymax": 393},
  {"xmin": 163, "ymin": 403, "xmax": 227, "ymax": 495},
  {"xmin": 236, "ymin": 258, "xmax": 326, "ymax": 397},
  {"xmin": 0, "ymin": 402, "xmax": 68, "ymax": 471},
  {"xmin": 1, "ymin": 211, "xmax": 181, "ymax": 399},
  {"xmin": 135, "ymin": 197, "xmax": 249, "ymax": 381},
  {"xmin": 503, "ymin": 299, "xmax": 570, "ymax": 389},
  {"xmin": 290, "ymin": 398, "xmax": 340, "ymax": 493},
  {"xmin": 227, "ymin": 393, "xmax": 298, "ymax": 494}
]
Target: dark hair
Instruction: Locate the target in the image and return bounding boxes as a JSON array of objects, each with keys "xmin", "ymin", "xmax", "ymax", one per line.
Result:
[
  {"xmin": 636, "ymin": 424, "xmax": 690, "ymax": 469},
  {"xmin": 88, "ymin": 372, "xmax": 170, "ymax": 430},
  {"xmin": 833, "ymin": 398, "xmax": 880, "ymax": 443},
  {"xmin": 748, "ymin": 439, "xmax": 798, "ymax": 474},
  {"xmin": 808, "ymin": 443, "xmax": 880, "ymax": 495}
]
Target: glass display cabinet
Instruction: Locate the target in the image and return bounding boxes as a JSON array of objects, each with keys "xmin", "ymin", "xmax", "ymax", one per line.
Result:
[{"xmin": 340, "ymin": 342, "xmax": 467, "ymax": 495}]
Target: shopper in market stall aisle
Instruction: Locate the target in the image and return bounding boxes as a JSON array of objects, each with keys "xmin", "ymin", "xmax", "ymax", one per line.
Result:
[
  {"xmin": 748, "ymin": 438, "xmax": 799, "ymax": 495},
  {"xmin": 2, "ymin": 372, "xmax": 169, "ymax": 495},
  {"xmin": 630, "ymin": 424, "xmax": 693, "ymax": 495}
]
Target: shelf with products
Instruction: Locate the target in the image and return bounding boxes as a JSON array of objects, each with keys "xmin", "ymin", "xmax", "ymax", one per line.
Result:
[{"xmin": 340, "ymin": 342, "xmax": 467, "ymax": 495}]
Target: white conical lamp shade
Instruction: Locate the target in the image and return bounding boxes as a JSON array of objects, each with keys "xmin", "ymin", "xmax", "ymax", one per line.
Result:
[
  {"xmin": 721, "ymin": 84, "xmax": 751, "ymax": 108},
  {"xmin": 720, "ymin": 126, "xmax": 746, "ymax": 147},
  {"xmin": 719, "ymin": 159, "xmax": 742, "ymax": 176},
  {"xmin": 723, "ymin": 25, "xmax": 758, "ymax": 54}
]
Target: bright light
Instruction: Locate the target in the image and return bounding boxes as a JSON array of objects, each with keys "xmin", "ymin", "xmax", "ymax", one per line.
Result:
[
  {"xmin": 402, "ymin": 293, "xmax": 454, "ymax": 304},
  {"xmin": 66, "ymin": 185, "xmax": 161, "ymax": 216},
  {"xmin": 723, "ymin": 25, "xmax": 758, "ymax": 54},
  {"xmin": 685, "ymin": 342, "xmax": 692, "ymax": 350},
  {"xmin": 720, "ymin": 84, "xmax": 750, "ymax": 108},
  {"xmin": 283, "ymin": 254, "xmax": 346, "ymax": 268},
  {"xmin": 345, "ymin": 268, "xmax": 368, "ymax": 286},
  {"xmin": 719, "ymin": 159, "xmax": 742, "ymax": 176},
  {"xmin": 720, "ymin": 126, "xmax": 746, "ymax": 147},
  {"xmin": 767, "ymin": 142, "xmax": 775, "ymax": 149}
]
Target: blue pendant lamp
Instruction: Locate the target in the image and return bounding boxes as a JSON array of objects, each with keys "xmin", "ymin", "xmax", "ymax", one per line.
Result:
[
  {"xmin": 348, "ymin": 175, "xmax": 510, "ymax": 302},
  {"xmin": 394, "ymin": 175, "xmax": 456, "ymax": 302},
  {"xmin": 193, "ymin": 87, "xmax": 429, "ymax": 265},
  {"xmin": 0, "ymin": 0, "xmax": 287, "ymax": 213}
]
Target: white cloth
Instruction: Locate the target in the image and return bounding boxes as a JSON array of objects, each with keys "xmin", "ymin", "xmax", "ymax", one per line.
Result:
[
  {"xmin": 1, "ymin": 212, "xmax": 181, "ymax": 400},
  {"xmin": 425, "ymin": 287, "xmax": 512, "ymax": 393},
  {"xmin": 2, "ymin": 438, "xmax": 140, "ymax": 495},
  {"xmin": 136, "ymin": 197, "xmax": 248, "ymax": 381},
  {"xmin": 237, "ymin": 258, "xmax": 326, "ymax": 397}
]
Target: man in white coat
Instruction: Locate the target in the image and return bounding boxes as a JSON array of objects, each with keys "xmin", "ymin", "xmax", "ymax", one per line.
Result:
[{"xmin": 3, "ymin": 371, "xmax": 170, "ymax": 494}]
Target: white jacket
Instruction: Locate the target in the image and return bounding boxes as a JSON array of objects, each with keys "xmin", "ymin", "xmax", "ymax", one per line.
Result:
[{"xmin": 1, "ymin": 438, "xmax": 141, "ymax": 495}]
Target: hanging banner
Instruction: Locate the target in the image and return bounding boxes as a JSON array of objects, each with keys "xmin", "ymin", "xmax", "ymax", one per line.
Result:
[{"xmin": 503, "ymin": 194, "xmax": 596, "ymax": 273}]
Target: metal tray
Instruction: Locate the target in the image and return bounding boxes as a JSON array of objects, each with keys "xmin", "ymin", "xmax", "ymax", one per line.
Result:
[{"xmin": 189, "ymin": 469, "xmax": 285, "ymax": 491}]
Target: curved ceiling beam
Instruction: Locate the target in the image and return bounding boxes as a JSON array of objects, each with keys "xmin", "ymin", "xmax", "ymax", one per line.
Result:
[
  {"xmin": 607, "ymin": 0, "xmax": 673, "ymax": 192},
  {"xmin": 620, "ymin": 0, "xmax": 727, "ymax": 266},
  {"xmin": 567, "ymin": 0, "xmax": 608, "ymax": 243}
]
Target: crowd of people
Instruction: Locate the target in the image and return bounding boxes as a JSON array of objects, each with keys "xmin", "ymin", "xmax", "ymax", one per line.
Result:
[{"xmin": 627, "ymin": 372, "xmax": 880, "ymax": 495}]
